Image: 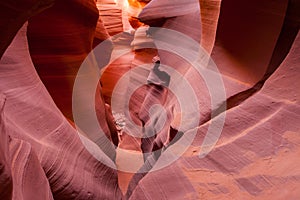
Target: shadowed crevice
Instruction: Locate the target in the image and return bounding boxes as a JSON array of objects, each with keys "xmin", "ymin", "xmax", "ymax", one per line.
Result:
[
  {"xmin": 205, "ymin": 0, "xmax": 299, "ymax": 123},
  {"xmin": 0, "ymin": 0, "xmax": 54, "ymax": 59}
]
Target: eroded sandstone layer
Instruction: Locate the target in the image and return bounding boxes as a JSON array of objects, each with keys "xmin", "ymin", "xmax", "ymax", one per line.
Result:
[{"xmin": 0, "ymin": 0, "xmax": 299, "ymax": 199}]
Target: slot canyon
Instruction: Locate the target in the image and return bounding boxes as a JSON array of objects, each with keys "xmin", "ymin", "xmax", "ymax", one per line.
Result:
[{"xmin": 0, "ymin": 0, "xmax": 299, "ymax": 199}]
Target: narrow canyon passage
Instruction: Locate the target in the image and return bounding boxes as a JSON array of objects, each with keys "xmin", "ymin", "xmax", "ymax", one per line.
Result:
[{"xmin": 0, "ymin": 0, "xmax": 299, "ymax": 199}]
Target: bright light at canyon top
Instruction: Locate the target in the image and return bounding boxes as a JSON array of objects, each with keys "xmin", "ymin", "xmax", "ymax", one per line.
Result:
[
  {"xmin": 113, "ymin": 0, "xmax": 135, "ymax": 31},
  {"xmin": 114, "ymin": 0, "xmax": 147, "ymax": 31}
]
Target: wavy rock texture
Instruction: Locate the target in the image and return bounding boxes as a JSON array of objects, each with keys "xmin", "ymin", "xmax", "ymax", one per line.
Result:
[
  {"xmin": 100, "ymin": 26, "xmax": 159, "ymax": 193},
  {"xmin": 0, "ymin": 95, "xmax": 13, "ymax": 200},
  {"xmin": 97, "ymin": 0, "xmax": 123, "ymax": 36},
  {"xmin": 0, "ymin": 21, "xmax": 122, "ymax": 199},
  {"xmin": 136, "ymin": 0, "xmax": 203, "ymax": 153},
  {"xmin": 0, "ymin": 1, "xmax": 55, "ymax": 199},
  {"xmin": 128, "ymin": 31, "xmax": 300, "ymax": 199},
  {"xmin": 134, "ymin": 0, "xmax": 244, "ymax": 167},
  {"xmin": 27, "ymin": 0, "xmax": 118, "ymax": 154},
  {"xmin": 0, "ymin": 97, "xmax": 54, "ymax": 200},
  {"xmin": 27, "ymin": 0, "xmax": 99, "ymax": 121},
  {"xmin": 0, "ymin": 0, "xmax": 299, "ymax": 199},
  {"xmin": 98, "ymin": 1, "xmax": 300, "ymax": 198},
  {"xmin": 132, "ymin": 0, "xmax": 295, "ymax": 156}
]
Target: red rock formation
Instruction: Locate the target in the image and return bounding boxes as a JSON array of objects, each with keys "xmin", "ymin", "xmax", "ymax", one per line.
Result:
[
  {"xmin": 27, "ymin": 0, "xmax": 99, "ymax": 121},
  {"xmin": 97, "ymin": 0, "xmax": 123, "ymax": 36},
  {"xmin": 1, "ymin": 93, "xmax": 53, "ymax": 200},
  {"xmin": 137, "ymin": 0, "xmax": 204, "ymax": 156},
  {"xmin": 125, "ymin": 1, "xmax": 300, "ymax": 199},
  {"xmin": 0, "ymin": 95, "xmax": 13, "ymax": 200},
  {"xmin": 27, "ymin": 0, "xmax": 119, "ymax": 152},
  {"xmin": 199, "ymin": 0, "xmax": 221, "ymax": 55},
  {"xmin": 0, "ymin": 21, "xmax": 122, "ymax": 199},
  {"xmin": 100, "ymin": 26, "xmax": 159, "ymax": 193},
  {"xmin": 211, "ymin": 0, "xmax": 288, "ymax": 84},
  {"xmin": 93, "ymin": 8, "xmax": 111, "ymax": 47},
  {"xmin": 128, "ymin": 27, "xmax": 300, "ymax": 200},
  {"xmin": 0, "ymin": 0, "xmax": 299, "ymax": 199},
  {"xmin": 0, "ymin": 0, "xmax": 54, "ymax": 58}
]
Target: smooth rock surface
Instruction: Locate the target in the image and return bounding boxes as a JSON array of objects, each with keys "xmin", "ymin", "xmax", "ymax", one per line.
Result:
[
  {"xmin": 211, "ymin": 0, "xmax": 288, "ymax": 84},
  {"xmin": 0, "ymin": 22, "xmax": 122, "ymax": 199},
  {"xmin": 0, "ymin": 0, "xmax": 299, "ymax": 199},
  {"xmin": 128, "ymin": 27, "xmax": 300, "ymax": 200},
  {"xmin": 27, "ymin": 0, "xmax": 118, "ymax": 153},
  {"xmin": 27, "ymin": 0, "xmax": 99, "ymax": 120}
]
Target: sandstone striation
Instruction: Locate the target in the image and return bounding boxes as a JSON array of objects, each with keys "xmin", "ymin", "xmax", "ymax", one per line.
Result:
[{"xmin": 0, "ymin": 0, "xmax": 299, "ymax": 199}]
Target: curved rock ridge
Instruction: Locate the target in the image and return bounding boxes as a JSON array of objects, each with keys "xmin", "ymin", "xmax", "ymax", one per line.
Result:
[
  {"xmin": 123, "ymin": 0, "xmax": 300, "ymax": 199},
  {"xmin": 100, "ymin": 1, "xmax": 240, "ymax": 195},
  {"xmin": 100, "ymin": 25, "xmax": 159, "ymax": 193},
  {"xmin": 0, "ymin": 2, "xmax": 54, "ymax": 199},
  {"xmin": 128, "ymin": 26, "xmax": 300, "ymax": 200},
  {"xmin": 136, "ymin": 0, "xmax": 204, "ymax": 156},
  {"xmin": 0, "ymin": 22, "xmax": 122, "ymax": 199},
  {"xmin": 27, "ymin": 0, "xmax": 119, "ymax": 155},
  {"xmin": 27, "ymin": 0, "xmax": 99, "ymax": 121},
  {"xmin": 0, "ymin": 94, "xmax": 13, "ymax": 200},
  {"xmin": 0, "ymin": 0, "xmax": 299, "ymax": 199},
  {"xmin": 131, "ymin": 0, "xmax": 297, "ymax": 158}
]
